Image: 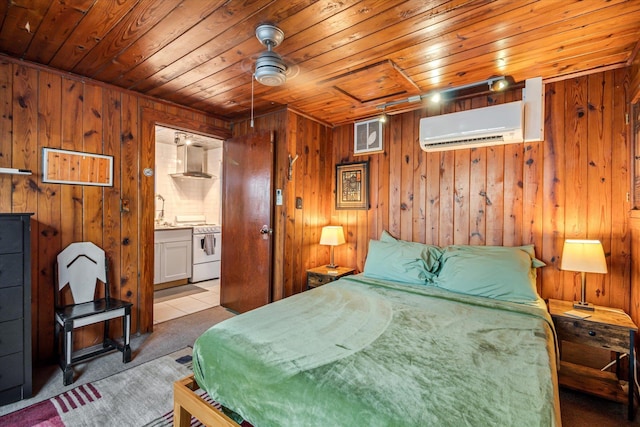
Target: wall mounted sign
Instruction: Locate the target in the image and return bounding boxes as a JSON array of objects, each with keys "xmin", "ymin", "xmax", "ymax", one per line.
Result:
[
  {"xmin": 336, "ymin": 161, "xmax": 369, "ymax": 210},
  {"xmin": 354, "ymin": 118, "xmax": 383, "ymax": 155},
  {"xmin": 42, "ymin": 148, "xmax": 113, "ymax": 186}
]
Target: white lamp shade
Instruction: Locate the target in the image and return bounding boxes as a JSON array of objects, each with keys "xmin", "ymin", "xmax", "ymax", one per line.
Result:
[
  {"xmin": 560, "ymin": 239, "xmax": 607, "ymax": 274},
  {"xmin": 319, "ymin": 226, "xmax": 345, "ymax": 246}
]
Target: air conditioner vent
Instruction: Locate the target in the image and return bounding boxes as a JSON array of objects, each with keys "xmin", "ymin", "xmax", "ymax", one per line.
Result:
[
  {"xmin": 425, "ymin": 135, "xmax": 505, "ymax": 150},
  {"xmin": 420, "ymin": 101, "xmax": 523, "ymax": 152}
]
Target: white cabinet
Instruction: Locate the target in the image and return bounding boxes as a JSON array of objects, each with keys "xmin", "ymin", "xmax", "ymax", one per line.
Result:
[
  {"xmin": 154, "ymin": 228, "xmax": 192, "ymax": 285},
  {"xmin": 154, "ymin": 242, "xmax": 161, "ymax": 284}
]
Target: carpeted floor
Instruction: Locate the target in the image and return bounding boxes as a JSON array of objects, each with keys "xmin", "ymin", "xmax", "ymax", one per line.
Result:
[
  {"xmin": 0, "ymin": 305, "xmax": 234, "ymax": 418},
  {"xmin": 0, "ymin": 348, "xmax": 195, "ymax": 426}
]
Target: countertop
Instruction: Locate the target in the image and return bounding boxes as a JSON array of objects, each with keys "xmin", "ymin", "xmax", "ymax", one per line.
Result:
[{"xmin": 154, "ymin": 225, "xmax": 193, "ymax": 231}]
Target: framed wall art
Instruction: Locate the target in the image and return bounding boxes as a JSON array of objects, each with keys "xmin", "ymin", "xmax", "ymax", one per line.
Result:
[
  {"xmin": 354, "ymin": 118, "xmax": 383, "ymax": 155},
  {"xmin": 42, "ymin": 148, "xmax": 114, "ymax": 186},
  {"xmin": 336, "ymin": 161, "xmax": 369, "ymax": 210}
]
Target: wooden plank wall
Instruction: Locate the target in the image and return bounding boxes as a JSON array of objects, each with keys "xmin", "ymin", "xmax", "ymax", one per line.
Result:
[
  {"xmin": 232, "ymin": 109, "xmax": 333, "ymax": 299},
  {"xmin": 331, "ymin": 69, "xmax": 635, "ymax": 323},
  {"xmin": 629, "ymin": 56, "xmax": 640, "ymax": 325},
  {"xmin": 0, "ymin": 58, "xmax": 229, "ymax": 362}
]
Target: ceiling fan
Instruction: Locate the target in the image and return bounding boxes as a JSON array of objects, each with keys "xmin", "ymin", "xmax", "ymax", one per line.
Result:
[
  {"xmin": 246, "ymin": 24, "xmax": 298, "ymax": 127},
  {"xmin": 252, "ymin": 24, "xmax": 299, "ymax": 86}
]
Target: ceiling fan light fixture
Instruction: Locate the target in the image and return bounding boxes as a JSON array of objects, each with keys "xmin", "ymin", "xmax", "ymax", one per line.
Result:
[{"xmin": 254, "ymin": 50, "xmax": 287, "ymax": 86}]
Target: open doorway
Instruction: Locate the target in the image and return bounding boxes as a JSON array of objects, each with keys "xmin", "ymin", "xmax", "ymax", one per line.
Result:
[{"xmin": 152, "ymin": 125, "xmax": 224, "ymax": 324}]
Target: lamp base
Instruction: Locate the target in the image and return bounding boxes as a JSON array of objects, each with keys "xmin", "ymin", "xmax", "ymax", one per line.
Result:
[
  {"xmin": 573, "ymin": 301, "xmax": 595, "ymax": 311},
  {"xmin": 326, "ymin": 264, "xmax": 339, "ymax": 269}
]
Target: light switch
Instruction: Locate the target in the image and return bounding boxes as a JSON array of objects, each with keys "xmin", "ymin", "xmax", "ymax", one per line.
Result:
[
  {"xmin": 296, "ymin": 197, "xmax": 303, "ymax": 209},
  {"xmin": 276, "ymin": 189, "xmax": 283, "ymax": 205}
]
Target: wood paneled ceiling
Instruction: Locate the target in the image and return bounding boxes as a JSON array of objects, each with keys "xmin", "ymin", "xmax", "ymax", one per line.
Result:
[{"xmin": 0, "ymin": 0, "xmax": 639, "ymax": 126}]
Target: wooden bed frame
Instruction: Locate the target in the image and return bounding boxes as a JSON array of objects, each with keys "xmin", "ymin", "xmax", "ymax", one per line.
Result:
[{"xmin": 173, "ymin": 375, "xmax": 241, "ymax": 427}]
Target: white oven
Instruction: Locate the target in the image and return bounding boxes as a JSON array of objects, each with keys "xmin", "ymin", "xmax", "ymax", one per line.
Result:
[
  {"xmin": 174, "ymin": 215, "xmax": 222, "ymax": 283},
  {"xmin": 190, "ymin": 224, "xmax": 221, "ymax": 283}
]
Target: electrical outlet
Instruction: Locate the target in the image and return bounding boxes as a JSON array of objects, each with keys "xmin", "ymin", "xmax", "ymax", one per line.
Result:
[{"xmin": 296, "ymin": 197, "xmax": 303, "ymax": 209}]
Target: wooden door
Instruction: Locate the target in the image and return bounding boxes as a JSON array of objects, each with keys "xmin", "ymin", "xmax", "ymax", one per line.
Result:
[{"xmin": 221, "ymin": 131, "xmax": 274, "ymax": 313}]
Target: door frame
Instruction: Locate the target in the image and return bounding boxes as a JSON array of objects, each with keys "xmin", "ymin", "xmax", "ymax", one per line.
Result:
[{"xmin": 139, "ymin": 108, "xmax": 231, "ymax": 333}]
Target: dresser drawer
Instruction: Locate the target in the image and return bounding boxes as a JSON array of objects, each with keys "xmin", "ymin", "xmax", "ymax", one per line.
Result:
[
  {"xmin": 0, "ymin": 319, "xmax": 23, "ymax": 357},
  {"xmin": 0, "ymin": 352, "xmax": 23, "ymax": 392},
  {"xmin": 554, "ymin": 317, "xmax": 630, "ymax": 354},
  {"xmin": 0, "ymin": 287, "xmax": 23, "ymax": 322},
  {"xmin": 0, "ymin": 253, "xmax": 24, "ymax": 288},
  {"xmin": 0, "ymin": 223, "xmax": 23, "ymax": 254},
  {"xmin": 0, "ymin": 385, "xmax": 23, "ymax": 406}
]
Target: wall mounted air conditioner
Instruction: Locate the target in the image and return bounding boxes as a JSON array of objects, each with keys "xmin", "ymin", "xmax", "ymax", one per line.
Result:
[{"xmin": 419, "ymin": 100, "xmax": 523, "ymax": 152}]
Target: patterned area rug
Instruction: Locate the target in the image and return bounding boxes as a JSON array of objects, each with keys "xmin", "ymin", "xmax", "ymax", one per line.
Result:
[{"xmin": 0, "ymin": 348, "xmax": 219, "ymax": 427}]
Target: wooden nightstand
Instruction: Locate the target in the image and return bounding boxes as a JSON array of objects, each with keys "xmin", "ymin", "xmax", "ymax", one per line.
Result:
[
  {"xmin": 306, "ymin": 266, "xmax": 355, "ymax": 290},
  {"xmin": 548, "ymin": 299, "xmax": 638, "ymax": 420}
]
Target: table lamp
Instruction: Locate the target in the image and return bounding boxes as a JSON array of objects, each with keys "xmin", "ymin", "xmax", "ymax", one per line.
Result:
[
  {"xmin": 560, "ymin": 239, "xmax": 607, "ymax": 311},
  {"xmin": 320, "ymin": 225, "xmax": 345, "ymax": 268}
]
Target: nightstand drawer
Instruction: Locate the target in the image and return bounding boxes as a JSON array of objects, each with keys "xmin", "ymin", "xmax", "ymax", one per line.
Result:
[
  {"xmin": 554, "ymin": 317, "xmax": 630, "ymax": 354},
  {"xmin": 306, "ymin": 266, "xmax": 355, "ymax": 290},
  {"xmin": 307, "ymin": 273, "xmax": 334, "ymax": 288}
]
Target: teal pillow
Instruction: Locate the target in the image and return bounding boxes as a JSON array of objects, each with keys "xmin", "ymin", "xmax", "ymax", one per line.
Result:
[
  {"xmin": 363, "ymin": 239, "xmax": 435, "ymax": 285},
  {"xmin": 380, "ymin": 230, "xmax": 397, "ymax": 242},
  {"xmin": 434, "ymin": 245, "xmax": 545, "ymax": 303},
  {"xmin": 378, "ymin": 231, "xmax": 442, "ymax": 272}
]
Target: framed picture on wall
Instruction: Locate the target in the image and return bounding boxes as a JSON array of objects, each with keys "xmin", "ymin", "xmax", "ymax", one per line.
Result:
[
  {"xmin": 354, "ymin": 118, "xmax": 383, "ymax": 155},
  {"xmin": 42, "ymin": 147, "xmax": 114, "ymax": 187},
  {"xmin": 336, "ymin": 161, "xmax": 369, "ymax": 210}
]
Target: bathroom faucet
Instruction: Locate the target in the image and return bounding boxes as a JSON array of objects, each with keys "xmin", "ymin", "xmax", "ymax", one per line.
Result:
[{"xmin": 156, "ymin": 194, "xmax": 165, "ymax": 222}]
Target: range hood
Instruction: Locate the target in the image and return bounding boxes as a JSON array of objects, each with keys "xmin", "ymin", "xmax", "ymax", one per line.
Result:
[{"xmin": 171, "ymin": 144, "xmax": 212, "ymax": 179}]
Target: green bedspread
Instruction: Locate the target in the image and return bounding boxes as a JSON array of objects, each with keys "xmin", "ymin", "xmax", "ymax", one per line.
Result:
[{"xmin": 193, "ymin": 275, "xmax": 559, "ymax": 427}]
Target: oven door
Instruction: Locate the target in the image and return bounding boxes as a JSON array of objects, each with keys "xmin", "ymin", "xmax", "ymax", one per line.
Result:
[{"xmin": 193, "ymin": 232, "xmax": 221, "ymax": 264}]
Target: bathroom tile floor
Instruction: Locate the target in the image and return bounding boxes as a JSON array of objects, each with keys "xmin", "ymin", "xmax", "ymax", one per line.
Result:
[{"xmin": 153, "ymin": 279, "xmax": 220, "ymax": 324}]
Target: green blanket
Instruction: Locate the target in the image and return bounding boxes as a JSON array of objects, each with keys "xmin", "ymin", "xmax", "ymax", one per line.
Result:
[{"xmin": 193, "ymin": 275, "xmax": 559, "ymax": 426}]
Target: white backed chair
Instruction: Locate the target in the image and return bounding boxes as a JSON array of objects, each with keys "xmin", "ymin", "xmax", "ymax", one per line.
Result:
[{"xmin": 54, "ymin": 242, "xmax": 132, "ymax": 386}]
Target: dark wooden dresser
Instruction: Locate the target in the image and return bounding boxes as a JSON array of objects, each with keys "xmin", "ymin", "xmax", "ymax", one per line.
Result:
[{"xmin": 0, "ymin": 213, "xmax": 32, "ymax": 405}]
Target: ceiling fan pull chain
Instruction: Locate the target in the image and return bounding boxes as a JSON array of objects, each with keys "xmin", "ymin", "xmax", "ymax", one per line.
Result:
[{"xmin": 250, "ymin": 74, "xmax": 254, "ymax": 128}]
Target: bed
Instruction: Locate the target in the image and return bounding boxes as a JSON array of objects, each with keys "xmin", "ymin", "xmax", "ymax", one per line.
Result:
[{"xmin": 174, "ymin": 236, "xmax": 561, "ymax": 427}]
